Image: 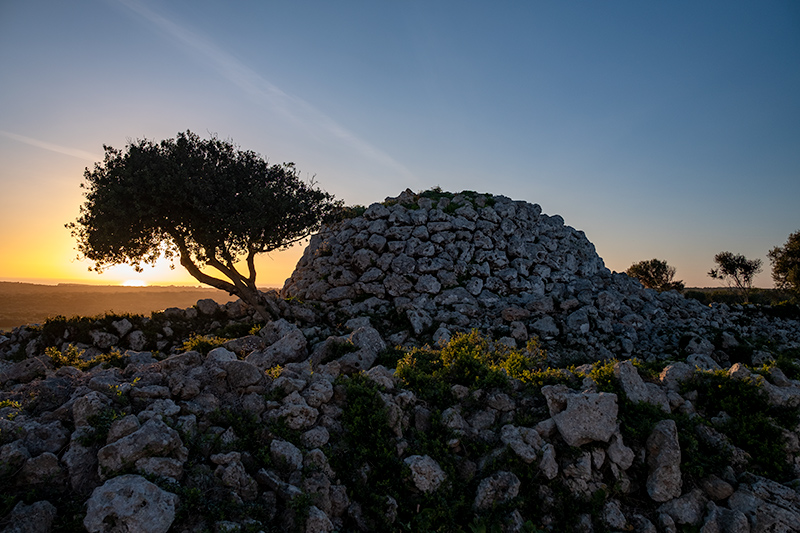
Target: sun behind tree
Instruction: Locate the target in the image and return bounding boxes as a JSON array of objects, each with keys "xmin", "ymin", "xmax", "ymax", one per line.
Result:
[{"xmin": 67, "ymin": 130, "xmax": 342, "ymax": 320}]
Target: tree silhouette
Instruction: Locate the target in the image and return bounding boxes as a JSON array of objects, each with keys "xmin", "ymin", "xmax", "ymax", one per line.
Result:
[
  {"xmin": 625, "ymin": 258, "xmax": 684, "ymax": 292},
  {"xmin": 768, "ymin": 230, "xmax": 800, "ymax": 298},
  {"xmin": 708, "ymin": 251, "xmax": 762, "ymax": 303},
  {"xmin": 68, "ymin": 131, "xmax": 341, "ymax": 320}
]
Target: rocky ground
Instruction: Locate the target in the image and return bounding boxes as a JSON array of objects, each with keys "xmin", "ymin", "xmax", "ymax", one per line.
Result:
[{"xmin": 1, "ymin": 189, "xmax": 800, "ymax": 532}]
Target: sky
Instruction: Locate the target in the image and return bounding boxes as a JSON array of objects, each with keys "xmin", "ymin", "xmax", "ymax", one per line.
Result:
[{"xmin": 1, "ymin": 0, "xmax": 798, "ymax": 289}]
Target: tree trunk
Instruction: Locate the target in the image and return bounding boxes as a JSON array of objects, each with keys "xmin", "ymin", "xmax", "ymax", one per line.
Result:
[{"xmin": 178, "ymin": 249, "xmax": 278, "ymax": 322}]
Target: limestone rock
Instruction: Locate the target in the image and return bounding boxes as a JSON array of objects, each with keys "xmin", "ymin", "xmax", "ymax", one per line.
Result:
[
  {"xmin": 404, "ymin": 454, "xmax": 446, "ymax": 493},
  {"xmin": 62, "ymin": 429, "xmax": 101, "ymax": 494},
  {"xmin": 211, "ymin": 451, "xmax": 259, "ymax": 501},
  {"xmin": 541, "ymin": 384, "xmax": 618, "ymax": 447},
  {"xmin": 500, "ymin": 424, "xmax": 539, "ymax": 464},
  {"xmin": 276, "ymin": 391, "xmax": 319, "ymax": 430},
  {"xmin": 474, "ymin": 471, "xmax": 521, "ymax": 510},
  {"xmin": 614, "ymin": 360, "xmax": 670, "ymax": 412},
  {"xmin": 539, "ymin": 443, "xmax": 559, "ymax": 480},
  {"xmin": 18, "ymin": 452, "xmax": 65, "ymax": 486},
  {"xmin": 658, "ymin": 488, "xmax": 707, "ymax": 526},
  {"xmin": 72, "ymin": 391, "xmax": 111, "ymax": 428},
  {"xmin": 196, "ymin": 298, "xmax": 220, "ymax": 315},
  {"xmin": 608, "ymin": 431, "xmax": 635, "ymax": 470},
  {"xmin": 3, "ymin": 500, "xmax": 57, "ymax": 533},
  {"xmin": 647, "ymin": 419, "xmax": 682, "ymax": 502},
  {"xmin": 271, "ymin": 439, "xmax": 304, "ymax": 471},
  {"xmin": 0, "ymin": 439, "xmax": 30, "ymax": 475},
  {"xmin": 97, "ymin": 417, "xmax": 185, "ymax": 477},
  {"xmin": 305, "ymin": 505, "xmax": 334, "ymax": 533},
  {"xmin": 22, "ymin": 420, "xmax": 70, "ymax": 456},
  {"xmin": 84, "ymin": 474, "xmax": 178, "ymax": 533},
  {"xmin": 0, "ymin": 356, "xmax": 50, "ymax": 385},
  {"xmin": 602, "ymin": 499, "xmax": 628, "ymax": 530}
]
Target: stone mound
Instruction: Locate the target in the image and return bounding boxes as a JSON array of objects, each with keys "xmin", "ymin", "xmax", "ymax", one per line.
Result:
[{"xmin": 282, "ymin": 189, "xmax": 701, "ymax": 362}]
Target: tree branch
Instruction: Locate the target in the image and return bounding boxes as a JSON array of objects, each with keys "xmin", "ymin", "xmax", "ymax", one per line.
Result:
[
  {"xmin": 175, "ymin": 240, "xmax": 238, "ymax": 295},
  {"xmin": 246, "ymin": 246, "xmax": 257, "ymax": 287}
]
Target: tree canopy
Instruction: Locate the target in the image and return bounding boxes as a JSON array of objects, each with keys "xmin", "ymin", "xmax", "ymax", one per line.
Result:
[
  {"xmin": 768, "ymin": 230, "xmax": 800, "ymax": 298},
  {"xmin": 68, "ymin": 130, "xmax": 342, "ymax": 320},
  {"xmin": 625, "ymin": 258, "xmax": 684, "ymax": 292},
  {"xmin": 708, "ymin": 251, "xmax": 762, "ymax": 303}
]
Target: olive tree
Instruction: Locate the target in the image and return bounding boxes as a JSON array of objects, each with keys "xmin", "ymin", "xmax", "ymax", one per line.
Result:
[
  {"xmin": 625, "ymin": 258, "xmax": 684, "ymax": 292},
  {"xmin": 708, "ymin": 251, "xmax": 763, "ymax": 303},
  {"xmin": 768, "ymin": 230, "xmax": 800, "ymax": 297},
  {"xmin": 68, "ymin": 131, "xmax": 341, "ymax": 320}
]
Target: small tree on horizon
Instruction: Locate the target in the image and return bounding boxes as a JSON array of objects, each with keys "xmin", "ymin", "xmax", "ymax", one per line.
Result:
[
  {"xmin": 67, "ymin": 130, "xmax": 342, "ymax": 321},
  {"xmin": 768, "ymin": 230, "xmax": 800, "ymax": 299},
  {"xmin": 708, "ymin": 251, "xmax": 763, "ymax": 303},
  {"xmin": 625, "ymin": 258, "xmax": 684, "ymax": 292}
]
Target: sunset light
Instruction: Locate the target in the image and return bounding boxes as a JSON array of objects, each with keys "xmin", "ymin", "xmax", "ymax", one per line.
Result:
[
  {"xmin": 1, "ymin": 2, "xmax": 800, "ymax": 528},
  {"xmin": 121, "ymin": 280, "xmax": 148, "ymax": 287},
  {"xmin": 1, "ymin": 1, "xmax": 798, "ymax": 289}
]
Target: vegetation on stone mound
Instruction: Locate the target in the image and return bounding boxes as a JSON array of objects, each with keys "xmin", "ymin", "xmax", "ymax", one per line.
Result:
[
  {"xmin": 332, "ymin": 372, "xmax": 549, "ymax": 532},
  {"xmin": 395, "ymin": 330, "xmax": 567, "ymax": 410},
  {"xmin": 586, "ymin": 355, "xmax": 800, "ymax": 483}
]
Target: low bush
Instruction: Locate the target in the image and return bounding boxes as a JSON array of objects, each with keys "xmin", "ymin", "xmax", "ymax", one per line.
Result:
[
  {"xmin": 181, "ymin": 334, "xmax": 229, "ymax": 355},
  {"xmin": 684, "ymin": 370, "xmax": 799, "ymax": 480},
  {"xmin": 396, "ymin": 331, "xmax": 552, "ymax": 408},
  {"xmin": 45, "ymin": 344, "xmax": 126, "ymax": 370}
]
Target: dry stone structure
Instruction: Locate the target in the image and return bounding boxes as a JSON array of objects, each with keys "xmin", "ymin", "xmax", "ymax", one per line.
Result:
[
  {"xmin": 1, "ymin": 189, "xmax": 800, "ymax": 532},
  {"xmin": 284, "ymin": 189, "xmax": 798, "ymax": 366}
]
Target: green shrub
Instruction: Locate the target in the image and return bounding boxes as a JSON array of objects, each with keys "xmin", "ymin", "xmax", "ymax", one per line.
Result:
[
  {"xmin": 79, "ymin": 407, "xmax": 126, "ymax": 446},
  {"xmin": 212, "ymin": 321, "xmax": 260, "ymax": 339},
  {"xmin": 45, "ymin": 344, "xmax": 86, "ymax": 369},
  {"xmin": 208, "ymin": 408, "xmax": 274, "ymax": 460},
  {"xmin": 46, "ymin": 345, "xmax": 128, "ymax": 370},
  {"xmin": 685, "ymin": 370, "xmax": 799, "ymax": 480},
  {"xmin": 396, "ymin": 331, "xmax": 558, "ymax": 407},
  {"xmin": 395, "ymin": 348, "xmax": 454, "ymax": 407},
  {"xmin": 336, "ymin": 204, "xmax": 367, "ymax": 220},
  {"xmin": 774, "ymin": 348, "xmax": 800, "ymax": 380},
  {"xmin": 182, "ymin": 334, "xmax": 229, "ymax": 355},
  {"xmin": 331, "ymin": 373, "xmax": 402, "ymax": 529},
  {"xmin": 586, "ymin": 359, "xmax": 620, "ymax": 394},
  {"xmin": 396, "ymin": 331, "xmax": 510, "ymax": 405},
  {"xmin": 374, "ymin": 346, "xmax": 407, "ymax": 369}
]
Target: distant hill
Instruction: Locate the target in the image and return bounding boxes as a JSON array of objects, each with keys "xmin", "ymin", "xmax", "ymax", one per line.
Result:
[{"xmin": 0, "ymin": 282, "xmax": 245, "ymax": 330}]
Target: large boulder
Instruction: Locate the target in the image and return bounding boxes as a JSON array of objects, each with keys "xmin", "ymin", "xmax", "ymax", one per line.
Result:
[
  {"xmin": 473, "ymin": 471, "xmax": 521, "ymax": 510},
  {"xmin": 2, "ymin": 500, "xmax": 57, "ymax": 533},
  {"xmin": 541, "ymin": 385, "xmax": 618, "ymax": 447},
  {"xmin": 97, "ymin": 418, "xmax": 186, "ymax": 477},
  {"xmin": 404, "ymin": 455, "xmax": 446, "ymax": 493},
  {"xmin": 84, "ymin": 475, "xmax": 178, "ymax": 533},
  {"xmin": 646, "ymin": 419, "xmax": 682, "ymax": 502}
]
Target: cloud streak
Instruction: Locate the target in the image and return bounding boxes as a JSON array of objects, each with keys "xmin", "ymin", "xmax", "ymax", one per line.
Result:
[
  {"xmin": 117, "ymin": 0, "xmax": 417, "ymax": 182},
  {"xmin": 0, "ymin": 130, "xmax": 101, "ymax": 161}
]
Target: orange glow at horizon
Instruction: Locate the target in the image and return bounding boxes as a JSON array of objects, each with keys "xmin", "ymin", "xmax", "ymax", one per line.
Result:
[
  {"xmin": 122, "ymin": 279, "xmax": 148, "ymax": 287},
  {"xmin": 0, "ymin": 229, "xmax": 307, "ymax": 288}
]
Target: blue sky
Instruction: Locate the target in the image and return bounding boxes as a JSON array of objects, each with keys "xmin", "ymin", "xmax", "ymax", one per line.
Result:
[{"xmin": 1, "ymin": 0, "xmax": 798, "ymax": 287}]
